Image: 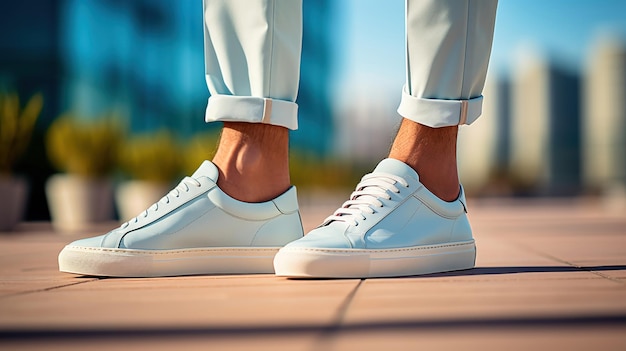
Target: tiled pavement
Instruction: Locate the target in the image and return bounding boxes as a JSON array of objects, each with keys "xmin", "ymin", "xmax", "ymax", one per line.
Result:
[{"xmin": 0, "ymin": 196, "xmax": 625, "ymax": 350}]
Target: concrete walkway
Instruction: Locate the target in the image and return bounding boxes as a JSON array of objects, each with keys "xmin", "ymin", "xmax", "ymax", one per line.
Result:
[{"xmin": 1, "ymin": 197, "xmax": 625, "ymax": 350}]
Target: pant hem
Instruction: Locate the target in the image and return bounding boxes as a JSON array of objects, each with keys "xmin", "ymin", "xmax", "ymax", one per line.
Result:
[
  {"xmin": 397, "ymin": 85, "xmax": 483, "ymax": 128},
  {"xmin": 205, "ymin": 95, "xmax": 298, "ymax": 130}
]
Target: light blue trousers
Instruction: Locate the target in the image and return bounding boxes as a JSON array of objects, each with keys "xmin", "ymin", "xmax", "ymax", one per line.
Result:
[{"xmin": 203, "ymin": 0, "xmax": 497, "ymax": 130}]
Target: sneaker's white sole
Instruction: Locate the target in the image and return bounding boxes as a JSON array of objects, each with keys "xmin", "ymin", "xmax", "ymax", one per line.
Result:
[
  {"xmin": 273, "ymin": 240, "xmax": 476, "ymax": 278},
  {"xmin": 58, "ymin": 246, "xmax": 280, "ymax": 277}
]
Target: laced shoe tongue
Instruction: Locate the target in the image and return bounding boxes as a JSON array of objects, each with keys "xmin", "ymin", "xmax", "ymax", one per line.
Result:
[
  {"xmin": 191, "ymin": 160, "xmax": 220, "ymax": 181},
  {"xmin": 373, "ymin": 158, "xmax": 419, "ymax": 182},
  {"xmin": 322, "ymin": 159, "xmax": 414, "ymax": 227}
]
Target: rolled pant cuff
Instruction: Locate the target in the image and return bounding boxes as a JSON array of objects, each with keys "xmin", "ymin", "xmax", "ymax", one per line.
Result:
[
  {"xmin": 397, "ymin": 86, "xmax": 483, "ymax": 128},
  {"xmin": 205, "ymin": 95, "xmax": 299, "ymax": 130}
]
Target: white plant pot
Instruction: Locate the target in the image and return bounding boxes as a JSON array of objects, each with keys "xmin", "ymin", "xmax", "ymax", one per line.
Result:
[
  {"xmin": 115, "ymin": 180, "xmax": 170, "ymax": 222},
  {"xmin": 45, "ymin": 174, "xmax": 114, "ymax": 233},
  {"xmin": 0, "ymin": 175, "xmax": 28, "ymax": 231}
]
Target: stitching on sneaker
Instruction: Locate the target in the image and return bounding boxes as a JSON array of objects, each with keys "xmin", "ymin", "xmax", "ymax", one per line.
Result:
[
  {"xmin": 66, "ymin": 246, "xmax": 280, "ymax": 255},
  {"xmin": 281, "ymin": 241, "xmax": 474, "ymax": 254}
]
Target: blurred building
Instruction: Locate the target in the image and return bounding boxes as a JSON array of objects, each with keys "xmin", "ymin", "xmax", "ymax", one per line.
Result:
[
  {"xmin": 61, "ymin": 0, "xmax": 209, "ymax": 135},
  {"xmin": 509, "ymin": 50, "xmax": 581, "ymax": 195},
  {"xmin": 292, "ymin": 0, "xmax": 335, "ymax": 156},
  {"xmin": 333, "ymin": 87, "xmax": 400, "ymax": 165},
  {"xmin": 0, "ymin": 1, "xmax": 63, "ymax": 127},
  {"xmin": 62, "ymin": 0, "xmax": 335, "ymax": 152},
  {"xmin": 583, "ymin": 35, "xmax": 626, "ymax": 193},
  {"xmin": 458, "ymin": 37, "xmax": 626, "ymax": 198},
  {"xmin": 458, "ymin": 73, "xmax": 511, "ymax": 195}
]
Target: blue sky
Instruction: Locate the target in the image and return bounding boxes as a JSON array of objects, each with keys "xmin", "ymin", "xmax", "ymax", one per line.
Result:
[{"xmin": 332, "ymin": 0, "xmax": 626, "ymax": 96}]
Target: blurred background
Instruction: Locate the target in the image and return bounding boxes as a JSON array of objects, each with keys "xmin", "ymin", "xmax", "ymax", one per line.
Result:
[{"xmin": 1, "ymin": 0, "xmax": 626, "ymax": 225}]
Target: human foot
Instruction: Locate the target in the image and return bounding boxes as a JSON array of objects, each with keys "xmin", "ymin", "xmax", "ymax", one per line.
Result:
[
  {"xmin": 273, "ymin": 158, "xmax": 474, "ymax": 278},
  {"xmin": 58, "ymin": 161, "xmax": 303, "ymax": 277}
]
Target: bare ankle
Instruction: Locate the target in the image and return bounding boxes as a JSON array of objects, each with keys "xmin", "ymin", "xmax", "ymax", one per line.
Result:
[
  {"xmin": 389, "ymin": 119, "xmax": 460, "ymax": 202},
  {"xmin": 212, "ymin": 123, "xmax": 290, "ymax": 203}
]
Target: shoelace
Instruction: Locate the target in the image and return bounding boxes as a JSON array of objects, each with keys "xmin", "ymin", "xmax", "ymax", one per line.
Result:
[
  {"xmin": 121, "ymin": 177, "xmax": 202, "ymax": 228},
  {"xmin": 323, "ymin": 172, "xmax": 409, "ymax": 227}
]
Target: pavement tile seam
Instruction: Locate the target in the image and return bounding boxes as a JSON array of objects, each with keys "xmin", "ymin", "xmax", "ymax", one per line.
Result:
[
  {"xmin": 2, "ymin": 314, "xmax": 623, "ymax": 339},
  {"xmin": 0, "ymin": 278, "xmax": 100, "ymax": 300},
  {"xmin": 307, "ymin": 279, "xmax": 364, "ymax": 348},
  {"xmin": 502, "ymin": 240, "xmax": 626, "ymax": 285},
  {"xmin": 331, "ymin": 279, "xmax": 364, "ymax": 324},
  {"xmin": 586, "ymin": 271, "xmax": 626, "ymax": 285},
  {"xmin": 367, "ymin": 276, "xmax": 606, "ymax": 284}
]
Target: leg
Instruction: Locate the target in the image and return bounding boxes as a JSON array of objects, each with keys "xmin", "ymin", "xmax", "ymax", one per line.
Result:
[
  {"xmin": 213, "ymin": 122, "xmax": 290, "ymax": 203},
  {"xmin": 392, "ymin": 0, "xmax": 498, "ymax": 201},
  {"xmin": 203, "ymin": 0, "xmax": 302, "ymax": 202},
  {"xmin": 274, "ymin": 0, "xmax": 498, "ymax": 278},
  {"xmin": 58, "ymin": 0, "xmax": 305, "ymax": 277},
  {"xmin": 389, "ymin": 122, "xmax": 459, "ymax": 201}
]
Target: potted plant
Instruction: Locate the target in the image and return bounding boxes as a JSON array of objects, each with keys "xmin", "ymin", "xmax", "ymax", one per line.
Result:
[
  {"xmin": 115, "ymin": 130, "xmax": 181, "ymax": 222},
  {"xmin": 45, "ymin": 114, "xmax": 122, "ymax": 233},
  {"xmin": 0, "ymin": 92, "xmax": 43, "ymax": 231}
]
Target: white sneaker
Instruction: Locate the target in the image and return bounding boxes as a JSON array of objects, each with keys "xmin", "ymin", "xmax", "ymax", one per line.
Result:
[
  {"xmin": 274, "ymin": 158, "xmax": 475, "ymax": 278},
  {"xmin": 58, "ymin": 161, "xmax": 303, "ymax": 277}
]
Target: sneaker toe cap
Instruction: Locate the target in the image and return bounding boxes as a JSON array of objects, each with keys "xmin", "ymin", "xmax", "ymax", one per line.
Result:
[
  {"xmin": 66, "ymin": 234, "xmax": 107, "ymax": 248},
  {"xmin": 284, "ymin": 223, "xmax": 354, "ymax": 249}
]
